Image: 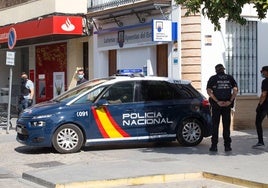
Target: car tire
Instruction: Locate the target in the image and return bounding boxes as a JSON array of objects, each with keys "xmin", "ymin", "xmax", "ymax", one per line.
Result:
[
  {"xmin": 52, "ymin": 124, "xmax": 84, "ymax": 154},
  {"xmin": 177, "ymin": 118, "xmax": 203, "ymax": 146}
]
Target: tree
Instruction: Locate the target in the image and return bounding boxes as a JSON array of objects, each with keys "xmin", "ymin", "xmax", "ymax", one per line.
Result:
[{"xmin": 175, "ymin": 0, "xmax": 268, "ymax": 30}]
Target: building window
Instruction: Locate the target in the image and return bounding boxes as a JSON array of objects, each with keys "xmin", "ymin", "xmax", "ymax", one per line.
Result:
[{"xmin": 225, "ymin": 21, "xmax": 257, "ymax": 95}]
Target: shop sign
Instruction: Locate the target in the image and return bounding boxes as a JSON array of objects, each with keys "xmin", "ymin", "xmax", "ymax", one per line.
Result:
[
  {"xmin": 152, "ymin": 20, "xmax": 172, "ymax": 42},
  {"xmin": 98, "ymin": 27, "xmax": 152, "ymax": 49},
  {"xmin": 0, "ymin": 16, "xmax": 83, "ymax": 44}
]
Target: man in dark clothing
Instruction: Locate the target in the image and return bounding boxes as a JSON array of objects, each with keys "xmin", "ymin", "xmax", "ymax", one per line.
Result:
[
  {"xmin": 252, "ymin": 66, "xmax": 268, "ymax": 148},
  {"xmin": 76, "ymin": 69, "xmax": 87, "ymax": 85},
  {"xmin": 19, "ymin": 72, "xmax": 34, "ymax": 114},
  {"xmin": 206, "ymin": 64, "xmax": 238, "ymax": 152}
]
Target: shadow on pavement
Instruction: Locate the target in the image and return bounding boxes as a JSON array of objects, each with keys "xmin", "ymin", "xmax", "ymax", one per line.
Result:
[
  {"xmin": 15, "ymin": 146, "xmax": 55, "ymax": 154},
  {"xmin": 13, "ymin": 129, "xmax": 267, "ymax": 156}
]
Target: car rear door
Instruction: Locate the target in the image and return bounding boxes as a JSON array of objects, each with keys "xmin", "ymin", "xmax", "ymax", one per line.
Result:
[{"xmin": 134, "ymin": 80, "xmax": 189, "ymax": 140}]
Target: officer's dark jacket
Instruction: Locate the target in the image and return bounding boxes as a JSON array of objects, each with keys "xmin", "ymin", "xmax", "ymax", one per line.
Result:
[
  {"xmin": 21, "ymin": 79, "xmax": 31, "ymax": 96},
  {"xmin": 261, "ymin": 78, "xmax": 268, "ymax": 109},
  {"xmin": 206, "ymin": 72, "xmax": 237, "ymax": 101},
  {"xmin": 76, "ymin": 78, "xmax": 87, "ymax": 85}
]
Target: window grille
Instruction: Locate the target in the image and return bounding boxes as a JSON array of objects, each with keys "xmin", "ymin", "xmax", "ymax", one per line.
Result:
[{"xmin": 225, "ymin": 21, "xmax": 257, "ymax": 95}]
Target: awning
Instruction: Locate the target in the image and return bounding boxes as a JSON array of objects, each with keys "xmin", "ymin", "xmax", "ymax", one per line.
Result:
[
  {"xmin": 87, "ymin": 0, "xmax": 171, "ymax": 20},
  {"xmin": 86, "ymin": 0, "xmax": 171, "ymax": 32},
  {"xmin": 0, "ymin": 15, "xmax": 84, "ymax": 48}
]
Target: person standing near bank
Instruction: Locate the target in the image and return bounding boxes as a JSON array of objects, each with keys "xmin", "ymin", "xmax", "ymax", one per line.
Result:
[
  {"xmin": 76, "ymin": 69, "xmax": 87, "ymax": 85},
  {"xmin": 206, "ymin": 64, "xmax": 238, "ymax": 152},
  {"xmin": 252, "ymin": 66, "xmax": 268, "ymax": 148},
  {"xmin": 19, "ymin": 72, "xmax": 34, "ymax": 114}
]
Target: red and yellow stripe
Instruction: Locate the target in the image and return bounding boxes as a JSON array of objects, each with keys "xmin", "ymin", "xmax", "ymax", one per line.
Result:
[{"xmin": 92, "ymin": 106, "xmax": 130, "ymax": 138}]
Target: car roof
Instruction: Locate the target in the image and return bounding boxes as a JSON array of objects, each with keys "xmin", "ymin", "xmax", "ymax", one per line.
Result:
[
  {"xmin": 102, "ymin": 75, "xmax": 192, "ymax": 85},
  {"xmin": 72, "ymin": 75, "xmax": 192, "ymax": 93}
]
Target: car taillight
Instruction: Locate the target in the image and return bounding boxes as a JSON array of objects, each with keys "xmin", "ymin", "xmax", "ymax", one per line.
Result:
[{"xmin": 202, "ymin": 99, "xmax": 210, "ymax": 108}]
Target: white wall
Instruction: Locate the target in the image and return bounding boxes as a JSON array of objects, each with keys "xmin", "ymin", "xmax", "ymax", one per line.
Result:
[
  {"xmin": 200, "ymin": 5, "xmax": 268, "ymax": 97},
  {"xmin": 117, "ymin": 47, "xmax": 156, "ymax": 75},
  {"xmin": 200, "ymin": 16, "xmax": 226, "ymax": 97},
  {"xmin": 93, "ymin": 50, "xmax": 109, "ymax": 78},
  {"xmin": 67, "ymin": 38, "xmax": 85, "ymax": 89},
  {"xmin": 257, "ymin": 20, "xmax": 268, "ymax": 96},
  {"xmin": 0, "ymin": 0, "xmax": 87, "ymax": 26}
]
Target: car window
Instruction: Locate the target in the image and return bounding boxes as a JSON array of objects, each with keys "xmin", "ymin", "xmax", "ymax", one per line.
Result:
[
  {"xmin": 174, "ymin": 84, "xmax": 201, "ymax": 98},
  {"xmin": 100, "ymin": 81, "xmax": 134, "ymax": 104},
  {"xmin": 138, "ymin": 81, "xmax": 180, "ymax": 101},
  {"xmin": 73, "ymin": 86, "xmax": 107, "ymax": 104},
  {"xmin": 53, "ymin": 78, "xmax": 111, "ymax": 102}
]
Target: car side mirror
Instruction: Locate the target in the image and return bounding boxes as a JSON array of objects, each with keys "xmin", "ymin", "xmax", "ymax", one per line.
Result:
[{"xmin": 94, "ymin": 99, "xmax": 108, "ymax": 108}]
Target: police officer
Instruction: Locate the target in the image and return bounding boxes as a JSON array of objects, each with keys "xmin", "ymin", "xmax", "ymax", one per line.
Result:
[
  {"xmin": 206, "ymin": 64, "xmax": 238, "ymax": 152},
  {"xmin": 252, "ymin": 66, "xmax": 268, "ymax": 148},
  {"xmin": 19, "ymin": 72, "xmax": 34, "ymax": 114}
]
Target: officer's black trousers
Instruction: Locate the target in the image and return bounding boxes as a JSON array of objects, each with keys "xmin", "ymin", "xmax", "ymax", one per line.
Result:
[
  {"xmin": 255, "ymin": 110, "xmax": 267, "ymax": 144},
  {"xmin": 211, "ymin": 105, "xmax": 232, "ymax": 147}
]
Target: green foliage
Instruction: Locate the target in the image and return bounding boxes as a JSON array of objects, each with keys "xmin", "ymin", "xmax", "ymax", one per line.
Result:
[{"xmin": 175, "ymin": 0, "xmax": 268, "ymax": 30}]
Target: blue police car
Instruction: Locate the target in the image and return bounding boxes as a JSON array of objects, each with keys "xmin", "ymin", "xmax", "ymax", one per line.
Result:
[{"xmin": 16, "ymin": 73, "xmax": 212, "ymax": 153}]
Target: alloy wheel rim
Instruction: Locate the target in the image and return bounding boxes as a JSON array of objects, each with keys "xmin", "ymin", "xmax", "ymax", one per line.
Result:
[
  {"xmin": 182, "ymin": 122, "xmax": 201, "ymax": 143},
  {"xmin": 57, "ymin": 128, "xmax": 79, "ymax": 150}
]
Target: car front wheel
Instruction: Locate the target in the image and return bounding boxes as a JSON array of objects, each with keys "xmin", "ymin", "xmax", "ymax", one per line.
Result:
[
  {"xmin": 177, "ymin": 118, "xmax": 203, "ymax": 146},
  {"xmin": 52, "ymin": 124, "xmax": 84, "ymax": 154}
]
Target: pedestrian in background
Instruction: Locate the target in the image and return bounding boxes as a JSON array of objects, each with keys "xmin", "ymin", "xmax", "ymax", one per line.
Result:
[
  {"xmin": 252, "ymin": 66, "xmax": 268, "ymax": 148},
  {"xmin": 76, "ymin": 69, "xmax": 87, "ymax": 85},
  {"xmin": 206, "ymin": 64, "xmax": 238, "ymax": 152},
  {"xmin": 19, "ymin": 72, "xmax": 34, "ymax": 114}
]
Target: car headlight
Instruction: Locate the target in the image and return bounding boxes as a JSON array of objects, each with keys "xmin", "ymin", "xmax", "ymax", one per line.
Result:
[
  {"xmin": 31, "ymin": 121, "xmax": 46, "ymax": 127},
  {"xmin": 31, "ymin": 114, "xmax": 53, "ymax": 127}
]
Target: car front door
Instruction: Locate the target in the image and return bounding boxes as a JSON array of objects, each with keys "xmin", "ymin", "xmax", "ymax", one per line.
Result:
[{"xmin": 90, "ymin": 81, "xmax": 138, "ymax": 142}]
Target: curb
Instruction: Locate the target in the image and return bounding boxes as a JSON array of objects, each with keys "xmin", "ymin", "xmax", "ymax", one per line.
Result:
[
  {"xmin": 44, "ymin": 172, "xmax": 268, "ymax": 188},
  {"xmin": 203, "ymin": 172, "xmax": 268, "ymax": 188},
  {"xmin": 55, "ymin": 173, "xmax": 203, "ymax": 188}
]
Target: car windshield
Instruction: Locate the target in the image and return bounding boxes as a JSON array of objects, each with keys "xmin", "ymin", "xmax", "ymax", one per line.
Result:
[{"xmin": 52, "ymin": 78, "xmax": 113, "ymax": 102}]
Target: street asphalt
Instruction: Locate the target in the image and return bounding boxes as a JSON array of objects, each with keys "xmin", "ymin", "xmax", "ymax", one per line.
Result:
[{"xmin": 0, "ymin": 118, "xmax": 268, "ymax": 188}]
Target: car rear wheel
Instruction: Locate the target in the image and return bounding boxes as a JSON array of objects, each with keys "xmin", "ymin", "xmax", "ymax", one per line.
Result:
[
  {"xmin": 177, "ymin": 118, "xmax": 203, "ymax": 146},
  {"xmin": 52, "ymin": 124, "xmax": 84, "ymax": 154}
]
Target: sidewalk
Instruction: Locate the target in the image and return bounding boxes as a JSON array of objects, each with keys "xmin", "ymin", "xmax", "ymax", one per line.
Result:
[{"xmin": 17, "ymin": 129, "xmax": 268, "ymax": 188}]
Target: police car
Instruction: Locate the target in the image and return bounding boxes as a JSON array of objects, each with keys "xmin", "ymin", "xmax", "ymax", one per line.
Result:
[{"xmin": 16, "ymin": 70, "xmax": 212, "ymax": 153}]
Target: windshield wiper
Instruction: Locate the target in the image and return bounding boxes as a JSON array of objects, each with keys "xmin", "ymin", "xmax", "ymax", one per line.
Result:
[{"xmin": 52, "ymin": 99, "xmax": 60, "ymax": 102}]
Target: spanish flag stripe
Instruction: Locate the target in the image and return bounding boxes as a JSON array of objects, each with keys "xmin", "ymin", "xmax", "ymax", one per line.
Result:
[
  {"xmin": 103, "ymin": 107, "xmax": 130, "ymax": 137},
  {"xmin": 95, "ymin": 107, "xmax": 123, "ymax": 138},
  {"xmin": 91, "ymin": 107, "xmax": 109, "ymax": 138}
]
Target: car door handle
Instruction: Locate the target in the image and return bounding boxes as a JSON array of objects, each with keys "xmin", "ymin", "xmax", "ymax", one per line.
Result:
[{"xmin": 125, "ymin": 109, "xmax": 134, "ymax": 112}]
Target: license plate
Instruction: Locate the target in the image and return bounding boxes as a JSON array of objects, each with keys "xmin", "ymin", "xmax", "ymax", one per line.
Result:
[{"xmin": 16, "ymin": 127, "xmax": 23, "ymax": 134}]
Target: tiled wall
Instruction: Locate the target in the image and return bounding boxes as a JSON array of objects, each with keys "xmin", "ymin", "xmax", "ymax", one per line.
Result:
[{"xmin": 180, "ymin": 8, "xmax": 202, "ymax": 91}]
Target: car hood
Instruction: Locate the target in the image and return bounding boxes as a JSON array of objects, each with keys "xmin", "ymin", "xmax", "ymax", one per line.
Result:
[{"xmin": 20, "ymin": 100, "xmax": 65, "ymax": 117}]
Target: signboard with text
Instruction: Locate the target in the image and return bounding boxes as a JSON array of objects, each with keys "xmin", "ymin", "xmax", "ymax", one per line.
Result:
[
  {"xmin": 0, "ymin": 16, "xmax": 83, "ymax": 44},
  {"xmin": 152, "ymin": 20, "xmax": 172, "ymax": 42},
  {"xmin": 6, "ymin": 51, "xmax": 15, "ymax": 66}
]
